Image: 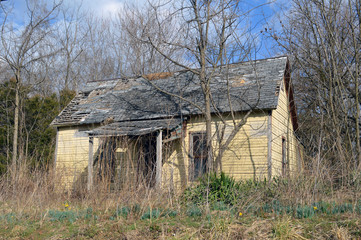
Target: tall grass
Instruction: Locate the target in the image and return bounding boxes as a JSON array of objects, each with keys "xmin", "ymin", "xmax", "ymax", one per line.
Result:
[
  {"xmin": 1, "ymin": 158, "xmax": 361, "ymax": 239},
  {"xmin": 0, "ymin": 164, "xmax": 359, "ymax": 216}
]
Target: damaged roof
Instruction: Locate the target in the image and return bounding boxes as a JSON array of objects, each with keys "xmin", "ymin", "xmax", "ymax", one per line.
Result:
[
  {"xmin": 86, "ymin": 118, "xmax": 182, "ymax": 136},
  {"xmin": 51, "ymin": 56, "xmax": 288, "ymax": 127}
]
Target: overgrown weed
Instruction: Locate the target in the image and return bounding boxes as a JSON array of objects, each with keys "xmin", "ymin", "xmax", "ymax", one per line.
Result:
[{"xmin": 1, "ymin": 169, "xmax": 361, "ymax": 238}]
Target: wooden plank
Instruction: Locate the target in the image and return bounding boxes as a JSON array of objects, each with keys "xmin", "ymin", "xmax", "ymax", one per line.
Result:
[
  {"xmin": 156, "ymin": 130, "xmax": 162, "ymax": 189},
  {"xmin": 87, "ymin": 137, "xmax": 94, "ymax": 191}
]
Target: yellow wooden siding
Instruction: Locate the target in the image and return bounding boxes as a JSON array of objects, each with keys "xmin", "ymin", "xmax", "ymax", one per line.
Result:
[
  {"xmin": 162, "ymin": 112, "xmax": 270, "ymax": 191},
  {"xmin": 271, "ymin": 82, "xmax": 299, "ymax": 176},
  {"xmin": 56, "ymin": 84, "xmax": 301, "ymax": 190},
  {"xmin": 162, "ymin": 140, "xmax": 188, "ymax": 191},
  {"xmin": 55, "ymin": 126, "xmax": 99, "ymax": 189}
]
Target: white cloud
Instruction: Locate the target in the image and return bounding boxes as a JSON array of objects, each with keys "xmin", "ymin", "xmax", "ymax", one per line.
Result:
[
  {"xmin": 9, "ymin": 0, "xmax": 143, "ymax": 20},
  {"xmin": 62, "ymin": 0, "xmax": 147, "ymax": 18},
  {"xmin": 101, "ymin": 1, "xmax": 124, "ymax": 16}
]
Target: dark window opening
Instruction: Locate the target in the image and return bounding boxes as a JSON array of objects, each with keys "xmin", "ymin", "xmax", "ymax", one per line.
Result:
[
  {"xmin": 282, "ymin": 137, "xmax": 289, "ymax": 176},
  {"xmin": 189, "ymin": 132, "xmax": 208, "ymax": 181}
]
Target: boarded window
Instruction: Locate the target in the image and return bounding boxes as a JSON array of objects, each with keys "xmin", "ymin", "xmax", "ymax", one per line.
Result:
[{"xmin": 189, "ymin": 132, "xmax": 208, "ymax": 181}]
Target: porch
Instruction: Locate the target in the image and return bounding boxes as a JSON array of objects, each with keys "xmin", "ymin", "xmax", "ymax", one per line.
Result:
[{"xmin": 85, "ymin": 118, "xmax": 185, "ymax": 191}]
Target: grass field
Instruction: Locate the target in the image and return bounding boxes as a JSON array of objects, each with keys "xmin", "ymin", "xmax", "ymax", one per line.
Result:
[
  {"xmin": 1, "ymin": 172, "xmax": 361, "ymax": 239},
  {"xmin": 0, "ymin": 205, "xmax": 360, "ymax": 239}
]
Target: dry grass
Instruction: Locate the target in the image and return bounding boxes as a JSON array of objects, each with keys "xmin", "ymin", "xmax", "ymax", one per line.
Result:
[{"xmin": 0, "ymin": 167, "xmax": 360, "ymax": 239}]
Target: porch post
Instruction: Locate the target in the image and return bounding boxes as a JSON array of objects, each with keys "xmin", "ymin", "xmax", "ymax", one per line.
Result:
[
  {"xmin": 156, "ymin": 130, "xmax": 162, "ymax": 189},
  {"xmin": 88, "ymin": 136, "xmax": 94, "ymax": 191}
]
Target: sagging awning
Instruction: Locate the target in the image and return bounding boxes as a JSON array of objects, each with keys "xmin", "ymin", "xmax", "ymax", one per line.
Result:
[{"xmin": 86, "ymin": 118, "xmax": 183, "ymax": 137}]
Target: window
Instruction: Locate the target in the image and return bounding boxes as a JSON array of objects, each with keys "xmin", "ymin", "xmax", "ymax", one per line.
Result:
[
  {"xmin": 189, "ymin": 132, "xmax": 208, "ymax": 181},
  {"xmin": 282, "ymin": 137, "xmax": 289, "ymax": 176}
]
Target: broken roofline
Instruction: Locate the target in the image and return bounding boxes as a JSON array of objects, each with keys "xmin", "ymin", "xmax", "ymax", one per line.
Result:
[
  {"xmin": 87, "ymin": 55, "xmax": 289, "ymax": 83},
  {"xmin": 51, "ymin": 108, "xmax": 276, "ymax": 129},
  {"xmin": 50, "ymin": 56, "xmax": 291, "ymax": 128},
  {"xmin": 85, "ymin": 117, "xmax": 184, "ymax": 137}
]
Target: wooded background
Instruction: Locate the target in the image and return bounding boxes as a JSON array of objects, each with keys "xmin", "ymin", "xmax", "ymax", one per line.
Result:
[{"xmin": 0, "ymin": 0, "xmax": 360, "ymax": 186}]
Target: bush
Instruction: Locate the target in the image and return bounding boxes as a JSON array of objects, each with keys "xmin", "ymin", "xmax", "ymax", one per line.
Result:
[
  {"xmin": 183, "ymin": 172, "xmax": 285, "ymax": 206},
  {"xmin": 183, "ymin": 172, "xmax": 241, "ymax": 205}
]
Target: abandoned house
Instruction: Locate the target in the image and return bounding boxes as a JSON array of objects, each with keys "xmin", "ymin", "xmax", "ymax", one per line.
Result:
[{"xmin": 51, "ymin": 56, "xmax": 303, "ymax": 191}]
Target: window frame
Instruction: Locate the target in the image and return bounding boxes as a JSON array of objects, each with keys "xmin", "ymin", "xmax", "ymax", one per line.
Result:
[
  {"xmin": 188, "ymin": 131, "xmax": 208, "ymax": 181},
  {"xmin": 281, "ymin": 137, "xmax": 289, "ymax": 176}
]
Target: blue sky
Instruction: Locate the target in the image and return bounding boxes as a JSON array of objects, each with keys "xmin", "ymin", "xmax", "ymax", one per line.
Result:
[
  {"xmin": 1, "ymin": 0, "xmax": 290, "ymax": 59},
  {"xmin": 4, "ymin": 0, "xmax": 289, "ymax": 22},
  {"xmin": 4, "ymin": 0, "xmax": 141, "ymax": 21}
]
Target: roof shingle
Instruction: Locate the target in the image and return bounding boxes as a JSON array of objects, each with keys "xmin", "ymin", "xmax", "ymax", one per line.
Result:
[{"xmin": 51, "ymin": 56, "xmax": 287, "ymax": 127}]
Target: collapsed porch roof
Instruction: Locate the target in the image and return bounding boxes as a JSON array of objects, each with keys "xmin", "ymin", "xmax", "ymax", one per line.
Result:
[{"xmin": 86, "ymin": 118, "xmax": 182, "ymax": 137}]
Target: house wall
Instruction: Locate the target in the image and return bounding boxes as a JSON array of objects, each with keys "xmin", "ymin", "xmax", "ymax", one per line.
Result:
[
  {"xmin": 162, "ymin": 139, "xmax": 188, "ymax": 191},
  {"xmin": 55, "ymin": 125, "xmax": 99, "ymax": 190},
  {"xmin": 162, "ymin": 112, "xmax": 270, "ymax": 191},
  {"xmin": 163, "ymin": 85, "xmax": 303, "ymax": 190},
  {"xmin": 55, "ymin": 87, "xmax": 302, "ymax": 191},
  {"xmin": 271, "ymin": 81, "xmax": 301, "ymax": 176}
]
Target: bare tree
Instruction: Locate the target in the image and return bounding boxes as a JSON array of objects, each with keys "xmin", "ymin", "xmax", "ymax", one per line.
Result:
[
  {"xmin": 53, "ymin": 3, "xmax": 86, "ymax": 91},
  {"xmin": 267, "ymin": 0, "xmax": 361, "ymax": 184},
  {"xmin": 121, "ymin": 0, "xmax": 263, "ymax": 171},
  {"xmin": 0, "ymin": 0, "xmax": 62, "ymax": 174},
  {"xmin": 116, "ymin": 3, "xmax": 185, "ymax": 76}
]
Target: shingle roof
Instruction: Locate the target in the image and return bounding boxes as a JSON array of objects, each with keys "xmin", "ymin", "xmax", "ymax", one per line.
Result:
[
  {"xmin": 51, "ymin": 56, "xmax": 288, "ymax": 127},
  {"xmin": 86, "ymin": 118, "xmax": 182, "ymax": 136}
]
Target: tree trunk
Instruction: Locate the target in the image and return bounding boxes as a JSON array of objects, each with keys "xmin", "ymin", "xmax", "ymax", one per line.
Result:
[
  {"xmin": 204, "ymin": 90, "xmax": 213, "ymax": 171},
  {"xmin": 11, "ymin": 77, "xmax": 20, "ymax": 174}
]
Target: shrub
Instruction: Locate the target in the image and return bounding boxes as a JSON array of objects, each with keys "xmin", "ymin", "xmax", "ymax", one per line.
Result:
[{"xmin": 183, "ymin": 172, "xmax": 240, "ymax": 205}]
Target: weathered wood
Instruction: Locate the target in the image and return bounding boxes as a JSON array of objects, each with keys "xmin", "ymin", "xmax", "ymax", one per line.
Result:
[
  {"xmin": 267, "ymin": 111, "xmax": 272, "ymax": 180},
  {"xmin": 88, "ymin": 137, "xmax": 94, "ymax": 191},
  {"xmin": 156, "ymin": 130, "xmax": 162, "ymax": 189}
]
